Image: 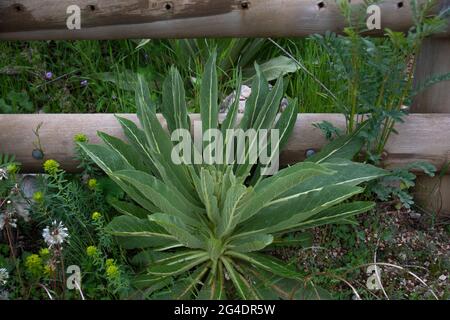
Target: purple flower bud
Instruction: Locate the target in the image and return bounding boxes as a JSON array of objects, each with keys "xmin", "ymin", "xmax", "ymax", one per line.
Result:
[
  {"xmin": 45, "ymin": 71, "xmax": 53, "ymax": 80},
  {"xmin": 80, "ymin": 80, "xmax": 88, "ymax": 87}
]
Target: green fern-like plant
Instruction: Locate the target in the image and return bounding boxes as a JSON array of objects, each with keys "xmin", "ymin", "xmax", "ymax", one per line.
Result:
[{"xmin": 79, "ymin": 52, "xmax": 386, "ymax": 299}]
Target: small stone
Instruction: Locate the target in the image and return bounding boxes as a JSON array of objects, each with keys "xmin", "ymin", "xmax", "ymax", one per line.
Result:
[
  {"xmin": 305, "ymin": 149, "xmax": 316, "ymax": 158},
  {"xmin": 409, "ymin": 211, "xmax": 421, "ymax": 219},
  {"xmin": 21, "ymin": 175, "xmax": 39, "ymax": 199},
  {"xmin": 279, "ymin": 98, "xmax": 289, "ymax": 112},
  {"xmin": 438, "ymin": 275, "xmax": 447, "ymax": 282},
  {"xmin": 31, "ymin": 149, "xmax": 44, "ymax": 160}
]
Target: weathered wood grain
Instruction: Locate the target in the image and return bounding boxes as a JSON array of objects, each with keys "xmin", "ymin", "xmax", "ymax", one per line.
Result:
[
  {"xmin": 1, "ymin": 113, "xmax": 449, "ymax": 174},
  {"xmin": 412, "ymin": 36, "xmax": 450, "ymax": 216},
  {"xmin": 0, "ymin": 0, "xmax": 448, "ymax": 40},
  {"xmin": 412, "ymin": 38, "xmax": 450, "ymax": 113}
]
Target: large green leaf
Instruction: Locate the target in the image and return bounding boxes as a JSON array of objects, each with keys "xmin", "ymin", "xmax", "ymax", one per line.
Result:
[
  {"xmin": 108, "ymin": 197, "xmax": 150, "ymax": 219},
  {"xmin": 136, "ymin": 75, "xmax": 195, "ymax": 201},
  {"xmin": 221, "ymin": 257, "xmax": 259, "ymax": 299},
  {"xmin": 198, "ymin": 169, "xmax": 221, "ymax": 225},
  {"xmin": 244, "ymin": 56, "xmax": 300, "ymax": 83},
  {"xmin": 149, "ymin": 213, "xmax": 206, "ymax": 249},
  {"xmin": 221, "ymin": 70, "xmax": 242, "ymax": 134},
  {"xmin": 171, "ymin": 264, "xmax": 210, "ymax": 299},
  {"xmin": 148, "ymin": 251, "xmax": 209, "ymax": 277},
  {"xmin": 197, "ymin": 264, "xmax": 226, "ymax": 300},
  {"xmin": 97, "ymin": 131, "xmax": 149, "ymax": 172},
  {"xmin": 78, "ymin": 143, "xmax": 159, "ymax": 212},
  {"xmin": 227, "ymin": 234, "xmax": 273, "ymax": 253},
  {"xmin": 78, "ymin": 143, "xmax": 133, "ymax": 174},
  {"xmin": 162, "ymin": 66, "xmax": 190, "ymax": 132},
  {"xmin": 252, "ymin": 76, "xmax": 284, "ymax": 131},
  {"xmin": 113, "ymin": 170, "xmax": 202, "ymax": 225},
  {"xmin": 200, "ymin": 51, "xmax": 219, "ymax": 134},
  {"xmin": 307, "ymin": 121, "xmax": 369, "ymax": 163},
  {"xmin": 295, "ymin": 201, "xmax": 375, "ymax": 229},
  {"xmin": 268, "ymin": 232, "xmax": 313, "ymax": 249},
  {"xmin": 237, "ymin": 162, "xmax": 334, "ymax": 224},
  {"xmin": 106, "ymin": 215, "xmax": 176, "ymax": 249},
  {"xmin": 216, "ymin": 184, "xmax": 248, "ymax": 237},
  {"xmin": 228, "ymin": 252, "xmax": 299, "ymax": 279},
  {"xmin": 131, "ymin": 250, "xmax": 173, "ymax": 267},
  {"xmin": 249, "ymin": 98, "xmax": 299, "ymax": 185},
  {"xmin": 278, "ymin": 159, "xmax": 386, "ymax": 202},
  {"xmin": 236, "ymin": 76, "xmax": 285, "ymax": 178},
  {"xmin": 239, "ymin": 63, "xmax": 269, "ymax": 130},
  {"xmin": 115, "ymin": 115, "xmax": 158, "ymax": 176},
  {"xmin": 132, "ymin": 274, "xmax": 173, "ymax": 296},
  {"xmin": 241, "ymin": 185, "xmax": 365, "ymax": 234}
]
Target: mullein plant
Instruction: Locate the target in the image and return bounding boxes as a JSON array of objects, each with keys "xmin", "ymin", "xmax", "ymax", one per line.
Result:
[{"xmin": 79, "ymin": 51, "xmax": 386, "ymax": 300}]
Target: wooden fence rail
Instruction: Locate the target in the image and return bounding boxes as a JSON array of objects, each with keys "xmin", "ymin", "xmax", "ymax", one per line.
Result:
[
  {"xmin": 0, "ymin": 0, "xmax": 449, "ymax": 40},
  {"xmin": 0, "ymin": 113, "xmax": 449, "ymax": 173}
]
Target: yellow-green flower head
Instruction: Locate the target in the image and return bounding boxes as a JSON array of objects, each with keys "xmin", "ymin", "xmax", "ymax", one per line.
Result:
[
  {"xmin": 91, "ymin": 211, "xmax": 102, "ymax": 221},
  {"xmin": 43, "ymin": 160, "xmax": 60, "ymax": 175},
  {"xmin": 33, "ymin": 191, "xmax": 44, "ymax": 203},
  {"xmin": 106, "ymin": 264, "xmax": 119, "ymax": 279},
  {"xmin": 86, "ymin": 246, "xmax": 98, "ymax": 257},
  {"xmin": 6, "ymin": 163, "xmax": 18, "ymax": 174},
  {"xmin": 25, "ymin": 254, "xmax": 43, "ymax": 277},
  {"xmin": 74, "ymin": 133, "xmax": 88, "ymax": 143},
  {"xmin": 88, "ymin": 178, "xmax": 97, "ymax": 190},
  {"xmin": 43, "ymin": 264, "xmax": 55, "ymax": 276},
  {"xmin": 105, "ymin": 258, "xmax": 115, "ymax": 267},
  {"xmin": 39, "ymin": 248, "xmax": 50, "ymax": 259}
]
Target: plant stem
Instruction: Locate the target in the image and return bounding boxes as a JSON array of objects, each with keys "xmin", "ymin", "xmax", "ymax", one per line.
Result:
[{"xmin": 5, "ymin": 224, "xmax": 25, "ymax": 294}]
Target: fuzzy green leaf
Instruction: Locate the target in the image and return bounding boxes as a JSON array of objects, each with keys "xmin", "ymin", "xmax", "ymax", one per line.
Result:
[
  {"xmin": 106, "ymin": 215, "xmax": 175, "ymax": 249},
  {"xmin": 149, "ymin": 213, "xmax": 206, "ymax": 249},
  {"xmin": 227, "ymin": 234, "xmax": 273, "ymax": 253},
  {"xmin": 200, "ymin": 50, "xmax": 219, "ymax": 134}
]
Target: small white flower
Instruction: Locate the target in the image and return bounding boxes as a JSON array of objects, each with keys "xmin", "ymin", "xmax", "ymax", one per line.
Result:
[
  {"xmin": 0, "ymin": 268, "xmax": 8, "ymax": 286},
  {"xmin": 0, "ymin": 168, "xmax": 7, "ymax": 181},
  {"xmin": 42, "ymin": 220, "xmax": 69, "ymax": 248}
]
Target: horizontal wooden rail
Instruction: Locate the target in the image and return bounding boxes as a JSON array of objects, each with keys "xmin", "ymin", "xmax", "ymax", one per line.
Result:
[
  {"xmin": 0, "ymin": 0, "xmax": 448, "ymax": 40},
  {"xmin": 0, "ymin": 113, "xmax": 449, "ymax": 173}
]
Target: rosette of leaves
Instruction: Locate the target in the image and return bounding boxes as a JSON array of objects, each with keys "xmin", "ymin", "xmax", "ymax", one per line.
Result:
[{"xmin": 79, "ymin": 52, "xmax": 386, "ymax": 299}]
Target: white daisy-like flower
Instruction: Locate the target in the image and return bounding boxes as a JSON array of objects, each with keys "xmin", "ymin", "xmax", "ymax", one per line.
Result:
[
  {"xmin": 42, "ymin": 221, "xmax": 69, "ymax": 248},
  {"xmin": 0, "ymin": 168, "xmax": 7, "ymax": 180},
  {"xmin": 0, "ymin": 268, "xmax": 8, "ymax": 286},
  {"xmin": 0, "ymin": 212, "xmax": 17, "ymax": 231}
]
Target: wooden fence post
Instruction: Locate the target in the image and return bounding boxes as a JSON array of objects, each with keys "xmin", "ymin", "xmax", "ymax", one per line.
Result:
[{"xmin": 412, "ymin": 35, "xmax": 450, "ymax": 216}]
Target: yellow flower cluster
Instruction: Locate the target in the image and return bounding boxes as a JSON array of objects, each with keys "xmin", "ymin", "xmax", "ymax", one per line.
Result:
[
  {"xmin": 43, "ymin": 264, "xmax": 55, "ymax": 276},
  {"xmin": 7, "ymin": 163, "xmax": 18, "ymax": 174},
  {"xmin": 25, "ymin": 254, "xmax": 43, "ymax": 277},
  {"xmin": 86, "ymin": 246, "xmax": 98, "ymax": 257},
  {"xmin": 43, "ymin": 159, "xmax": 60, "ymax": 175},
  {"xmin": 105, "ymin": 259, "xmax": 119, "ymax": 279},
  {"xmin": 74, "ymin": 133, "xmax": 88, "ymax": 143},
  {"xmin": 33, "ymin": 191, "xmax": 44, "ymax": 203},
  {"xmin": 39, "ymin": 248, "xmax": 50, "ymax": 259},
  {"xmin": 88, "ymin": 179, "xmax": 97, "ymax": 190},
  {"xmin": 91, "ymin": 211, "xmax": 102, "ymax": 221}
]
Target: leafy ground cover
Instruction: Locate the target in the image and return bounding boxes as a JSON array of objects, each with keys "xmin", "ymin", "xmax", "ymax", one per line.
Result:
[
  {"xmin": 1, "ymin": 0, "xmax": 449, "ymax": 300},
  {"xmin": 0, "ymin": 38, "xmax": 349, "ymax": 114}
]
